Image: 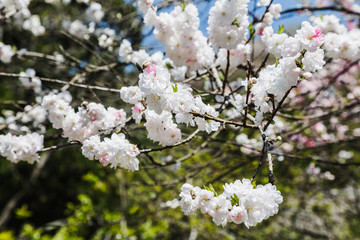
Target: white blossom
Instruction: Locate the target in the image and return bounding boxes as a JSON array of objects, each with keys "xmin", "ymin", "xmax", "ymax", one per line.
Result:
[
  {"xmin": 179, "ymin": 179, "xmax": 283, "ymax": 227},
  {"xmin": 0, "ymin": 133, "xmax": 44, "ymax": 164},
  {"xmin": 0, "ymin": 42, "xmax": 15, "ymax": 63}
]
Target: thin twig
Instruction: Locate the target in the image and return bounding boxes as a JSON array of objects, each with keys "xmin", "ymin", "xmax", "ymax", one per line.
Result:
[
  {"xmin": 191, "ymin": 111, "xmax": 257, "ymax": 129},
  {"xmin": 140, "ymin": 129, "xmax": 200, "ymax": 153},
  {"xmin": 243, "ymin": 60, "xmax": 253, "ymax": 127},
  {"xmin": 0, "ymin": 72, "xmax": 122, "ymax": 93},
  {"xmin": 281, "ymin": 6, "xmax": 360, "ymax": 17},
  {"xmin": 263, "ymin": 86, "xmax": 296, "ymax": 131}
]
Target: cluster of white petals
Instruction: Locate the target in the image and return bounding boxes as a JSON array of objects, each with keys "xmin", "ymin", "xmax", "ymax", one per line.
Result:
[
  {"xmin": 81, "ymin": 133, "xmax": 140, "ymax": 171},
  {"xmin": 0, "ymin": 42, "xmax": 15, "ymax": 63},
  {"xmin": 118, "ymin": 39, "xmax": 164, "ymax": 66},
  {"xmin": 255, "ymin": 3, "xmax": 282, "ymax": 36},
  {"xmin": 295, "ymin": 21, "xmax": 324, "ymax": 52},
  {"xmin": 257, "ymin": 0, "xmax": 271, "ymax": 6},
  {"xmin": 207, "ymin": 0, "xmax": 249, "ymax": 49},
  {"xmin": 41, "ymin": 91, "xmax": 140, "ymax": 169},
  {"xmin": 86, "ymin": 2, "xmax": 104, "ymax": 23},
  {"xmin": 137, "ymin": 0, "xmax": 154, "ymax": 14},
  {"xmin": 179, "ymin": 179, "xmax": 283, "ymax": 227},
  {"xmin": 19, "ymin": 68, "xmax": 42, "ymax": 94},
  {"xmin": 42, "ymin": 92, "xmax": 127, "ymax": 142},
  {"xmin": 311, "ymin": 15, "xmax": 360, "ymax": 60},
  {"xmin": 120, "ymin": 64, "xmax": 220, "ymax": 146},
  {"xmin": 144, "ymin": 109, "xmax": 181, "ymax": 146},
  {"xmin": 143, "ymin": 3, "xmax": 214, "ymax": 71},
  {"xmin": 66, "ymin": 20, "xmax": 89, "ymax": 39},
  {"xmin": 254, "ymin": 21, "xmax": 326, "ymax": 124},
  {"xmin": 0, "ymin": 0, "xmax": 45, "ymax": 36},
  {"xmin": 215, "ymin": 44, "xmax": 251, "ymax": 70},
  {"xmin": 0, "ymin": 133, "xmax": 44, "ymax": 164},
  {"xmin": 22, "ymin": 15, "xmax": 45, "ymax": 36}
]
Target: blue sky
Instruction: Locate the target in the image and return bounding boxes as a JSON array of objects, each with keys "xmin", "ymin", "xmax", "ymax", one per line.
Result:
[{"xmin": 140, "ymin": 0, "xmax": 348, "ymax": 52}]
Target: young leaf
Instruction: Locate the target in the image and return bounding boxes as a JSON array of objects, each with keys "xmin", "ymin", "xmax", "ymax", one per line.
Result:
[
  {"xmin": 181, "ymin": 2, "xmax": 186, "ymax": 11},
  {"xmin": 172, "ymin": 83, "xmax": 178, "ymax": 93},
  {"xmin": 231, "ymin": 194, "xmax": 240, "ymax": 206},
  {"xmin": 278, "ymin": 25, "xmax": 284, "ymax": 34},
  {"xmin": 231, "ymin": 17, "xmax": 240, "ymax": 27}
]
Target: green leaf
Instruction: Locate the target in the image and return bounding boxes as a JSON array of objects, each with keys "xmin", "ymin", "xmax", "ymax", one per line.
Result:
[
  {"xmin": 231, "ymin": 194, "xmax": 239, "ymax": 206},
  {"xmin": 278, "ymin": 25, "xmax": 284, "ymax": 34},
  {"xmin": 248, "ymin": 22, "xmax": 255, "ymax": 41},
  {"xmin": 249, "ymin": 22, "xmax": 254, "ymax": 33},
  {"xmin": 165, "ymin": 62, "xmax": 173, "ymax": 69},
  {"xmin": 204, "ymin": 183, "xmax": 218, "ymax": 196},
  {"xmin": 231, "ymin": 17, "xmax": 240, "ymax": 27},
  {"xmin": 172, "ymin": 83, "xmax": 178, "ymax": 93},
  {"xmin": 275, "ymin": 58, "xmax": 279, "ymax": 67},
  {"xmin": 181, "ymin": 2, "xmax": 186, "ymax": 11},
  {"xmin": 15, "ymin": 204, "xmax": 32, "ymax": 219},
  {"xmin": 0, "ymin": 231, "xmax": 15, "ymax": 240}
]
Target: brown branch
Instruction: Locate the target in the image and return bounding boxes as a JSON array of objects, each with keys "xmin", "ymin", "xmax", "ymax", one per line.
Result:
[
  {"xmin": 281, "ymin": 6, "xmax": 360, "ymax": 17},
  {"xmin": 0, "ymin": 72, "xmax": 121, "ymax": 93},
  {"xmin": 243, "ymin": 60, "xmax": 253, "ymax": 127},
  {"xmin": 191, "ymin": 110, "xmax": 257, "ymax": 129},
  {"xmin": 38, "ymin": 141, "xmax": 81, "ymax": 153},
  {"xmin": 140, "ymin": 129, "xmax": 200, "ymax": 153},
  {"xmin": 141, "ymin": 129, "xmax": 221, "ymax": 169},
  {"xmin": 271, "ymin": 152, "xmax": 360, "ymax": 167},
  {"xmin": 263, "ymin": 86, "xmax": 296, "ymax": 131},
  {"xmin": 60, "ymin": 31, "xmax": 127, "ymax": 85}
]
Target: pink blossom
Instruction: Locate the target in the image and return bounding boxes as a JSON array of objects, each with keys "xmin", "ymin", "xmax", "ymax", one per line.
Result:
[
  {"xmin": 144, "ymin": 64, "xmax": 157, "ymax": 77},
  {"xmin": 115, "ymin": 110, "xmax": 123, "ymax": 119},
  {"xmin": 133, "ymin": 105, "xmax": 142, "ymax": 113},
  {"xmin": 313, "ymin": 26, "xmax": 324, "ymax": 43},
  {"xmin": 347, "ymin": 21, "xmax": 355, "ymax": 30},
  {"xmin": 305, "ymin": 140, "xmax": 315, "ymax": 147},
  {"xmin": 100, "ymin": 155, "xmax": 109, "ymax": 166}
]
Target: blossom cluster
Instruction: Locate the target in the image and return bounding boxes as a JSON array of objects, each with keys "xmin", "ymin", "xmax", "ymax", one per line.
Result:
[
  {"xmin": 140, "ymin": 1, "xmax": 214, "ymax": 71},
  {"xmin": 0, "ymin": 42, "xmax": 15, "ymax": 63},
  {"xmin": 120, "ymin": 64, "xmax": 220, "ymax": 146},
  {"xmin": 42, "ymin": 91, "xmax": 127, "ymax": 142},
  {"xmin": 207, "ymin": 0, "xmax": 249, "ymax": 49},
  {"xmin": 40, "ymin": 91, "xmax": 141, "ymax": 170},
  {"xmin": 81, "ymin": 133, "xmax": 140, "ymax": 171},
  {"xmin": 62, "ymin": 2, "xmax": 117, "ymax": 51},
  {"xmin": 179, "ymin": 179, "xmax": 283, "ymax": 228},
  {"xmin": 0, "ymin": 133, "xmax": 44, "ymax": 164},
  {"xmin": 313, "ymin": 15, "xmax": 360, "ymax": 59},
  {"xmin": 253, "ymin": 21, "xmax": 326, "ymax": 124},
  {"xmin": 0, "ymin": 0, "xmax": 45, "ymax": 36}
]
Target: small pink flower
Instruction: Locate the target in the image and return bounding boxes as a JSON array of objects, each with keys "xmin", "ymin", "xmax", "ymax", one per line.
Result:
[
  {"xmin": 133, "ymin": 105, "xmax": 142, "ymax": 113},
  {"xmin": 115, "ymin": 110, "xmax": 122, "ymax": 118},
  {"xmin": 231, "ymin": 212, "xmax": 243, "ymax": 223},
  {"xmin": 100, "ymin": 155, "xmax": 109, "ymax": 166},
  {"xmin": 90, "ymin": 113, "xmax": 97, "ymax": 121},
  {"xmin": 347, "ymin": 21, "xmax": 355, "ymax": 30},
  {"xmin": 145, "ymin": 64, "xmax": 157, "ymax": 77},
  {"xmin": 305, "ymin": 140, "xmax": 315, "ymax": 147},
  {"xmin": 312, "ymin": 26, "xmax": 324, "ymax": 43},
  {"xmin": 258, "ymin": 28, "xmax": 264, "ymax": 36},
  {"xmin": 186, "ymin": 58, "xmax": 196, "ymax": 63}
]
